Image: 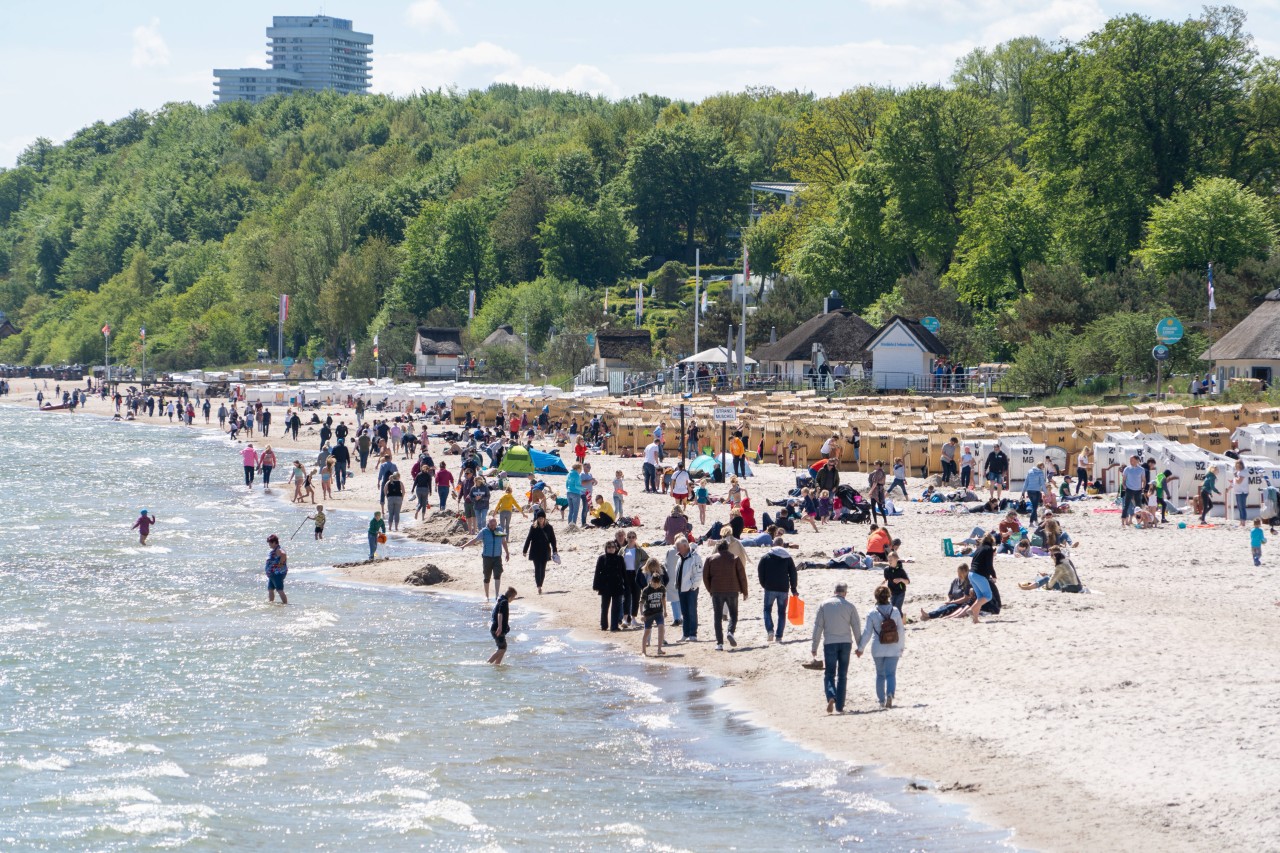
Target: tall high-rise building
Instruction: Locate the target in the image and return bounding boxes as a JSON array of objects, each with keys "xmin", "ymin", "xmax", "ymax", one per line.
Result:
[{"xmin": 214, "ymin": 15, "xmax": 372, "ymax": 104}]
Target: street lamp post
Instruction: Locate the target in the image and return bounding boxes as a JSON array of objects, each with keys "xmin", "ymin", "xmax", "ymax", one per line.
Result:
[{"xmin": 140, "ymin": 326, "xmax": 146, "ymax": 388}]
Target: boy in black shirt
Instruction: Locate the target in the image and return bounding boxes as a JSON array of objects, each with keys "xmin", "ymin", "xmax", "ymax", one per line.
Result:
[
  {"xmin": 641, "ymin": 571, "xmax": 667, "ymax": 657},
  {"xmin": 488, "ymin": 587, "xmax": 518, "ymax": 665}
]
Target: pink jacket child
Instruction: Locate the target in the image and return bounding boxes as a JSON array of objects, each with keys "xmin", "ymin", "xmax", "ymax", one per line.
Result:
[{"xmin": 241, "ymin": 445, "xmax": 260, "ymax": 487}]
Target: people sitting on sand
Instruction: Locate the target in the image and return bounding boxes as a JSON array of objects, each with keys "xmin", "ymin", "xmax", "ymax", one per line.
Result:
[
  {"xmin": 1019, "ymin": 548, "xmax": 1084, "ymax": 592},
  {"xmin": 866, "ymin": 524, "xmax": 892, "ymax": 560},
  {"xmin": 663, "ymin": 505, "xmax": 693, "ymax": 545},
  {"xmin": 919, "ymin": 564, "xmax": 976, "ymax": 621},
  {"xmin": 589, "ymin": 494, "xmax": 616, "ymax": 529}
]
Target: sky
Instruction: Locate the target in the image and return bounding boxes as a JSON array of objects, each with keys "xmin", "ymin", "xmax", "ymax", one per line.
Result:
[{"xmin": 4, "ymin": 1, "xmax": 1280, "ymax": 168}]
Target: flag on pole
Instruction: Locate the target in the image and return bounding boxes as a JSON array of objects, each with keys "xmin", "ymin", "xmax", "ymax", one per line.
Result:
[
  {"xmin": 139, "ymin": 326, "xmax": 145, "ymax": 340},
  {"xmin": 349, "ymin": 340, "xmax": 357, "ymax": 357},
  {"xmin": 279, "ymin": 294, "xmax": 290, "ymax": 327},
  {"xmin": 372, "ymin": 333, "xmax": 379, "ymax": 361},
  {"xmin": 635, "ymin": 285, "xmax": 643, "ymax": 326},
  {"xmin": 700, "ymin": 290, "xmax": 708, "ymax": 314},
  {"xmin": 603, "ymin": 289, "xmax": 609, "ymax": 315},
  {"xmin": 1207, "ymin": 263, "xmax": 1216, "ymax": 312},
  {"xmin": 469, "ymin": 289, "xmax": 476, "ymax": 320},
  {"xmin": 102, "ymin": 324, "xmax": 110, "ymax": 337}
]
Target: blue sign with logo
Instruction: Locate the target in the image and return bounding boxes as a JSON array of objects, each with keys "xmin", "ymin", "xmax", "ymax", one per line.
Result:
[
  {"xmin": 1152, "ymin": 345, "xmax": 1171, "ymax": 362},
  {"xmin": 586, "ymin": 333, "xmax": 595, "ymax": 346},
  {"xmin": 312, "ymin": 357, "xmax": 326, "ymax": 370},
  {"xmin": 282, "ymin": 357, "xmax": 295, "ymax": 368},
  {"xmin": 921, "ymin": 316, "xmax": 941, "ymax": 334},
  {"xmin": 1156, "ymin": 317, "xmax": 1183, "ymax": 345}
]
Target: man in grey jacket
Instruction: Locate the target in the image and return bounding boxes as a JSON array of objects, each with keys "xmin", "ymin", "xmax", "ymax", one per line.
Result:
[{"xmin": 810, "ymin": 582, "xmax": 861, "ymax": 714}]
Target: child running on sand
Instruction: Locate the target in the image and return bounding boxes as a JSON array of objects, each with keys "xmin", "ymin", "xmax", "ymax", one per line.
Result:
[
  {"xmin": 310, "ymin": 506, "xmax": 326, "ymax": 540},
  {"xmin": 1253, "ymin": 518, "xmax": 1267, "ymax": 566},
  {"xmin": 131, "ymin": 509, "xmax": 156, "ymax": 545}
]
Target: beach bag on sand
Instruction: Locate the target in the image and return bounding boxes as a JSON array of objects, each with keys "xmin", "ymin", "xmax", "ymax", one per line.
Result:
[
  {"xmin": 878, "ymin": 610, "xmax": 899, "ymax": 645},
  {"xmin": 787, "ymin": 595, "xmax": 805, "ymax": 626}
]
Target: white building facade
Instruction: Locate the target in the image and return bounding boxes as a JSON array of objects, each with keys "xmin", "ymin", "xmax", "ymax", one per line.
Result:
[{"xmin": 215, "ymin": 15, "xmax": 372, "ymax": 104}]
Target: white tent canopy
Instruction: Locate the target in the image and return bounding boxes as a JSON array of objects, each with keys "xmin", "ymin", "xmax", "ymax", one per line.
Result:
[{"xmin": 679, "ymin": 346, "xmax": 758, "ymax": 366}]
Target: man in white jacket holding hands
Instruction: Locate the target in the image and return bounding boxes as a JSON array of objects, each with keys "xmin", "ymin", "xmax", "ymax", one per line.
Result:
[{"xmin": 811, "ymin": 582, "xmax": 861, "ymax": 714}]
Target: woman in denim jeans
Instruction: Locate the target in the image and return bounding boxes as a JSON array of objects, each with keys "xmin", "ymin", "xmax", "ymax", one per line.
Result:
[
  {"xmin": 856, "ymin": 585, "xmax": 905, "ymax": 709},
  {"xmin": 566, "ymin": 463, "xmax": 584, "ymax": 527}
]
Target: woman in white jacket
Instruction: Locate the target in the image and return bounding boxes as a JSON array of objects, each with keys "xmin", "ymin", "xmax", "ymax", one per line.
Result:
[
  {"xmin": 856, "ymin": 585, "xmax": 906, "ymax": 709},
  {"xmin": 664, "ymin": 536, "xmax": 704, "ymax": 641}
]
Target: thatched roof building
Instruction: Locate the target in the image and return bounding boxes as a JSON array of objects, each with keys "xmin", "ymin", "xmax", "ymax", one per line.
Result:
[{"xmin": 1201, "ymin": 289, "xmax": 1280, "ymax": 387}]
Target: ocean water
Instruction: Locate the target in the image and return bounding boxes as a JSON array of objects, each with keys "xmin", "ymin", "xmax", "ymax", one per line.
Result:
[{"xmin": 0, "ymin": 404, "xmax": 1016, "ymax": 851}]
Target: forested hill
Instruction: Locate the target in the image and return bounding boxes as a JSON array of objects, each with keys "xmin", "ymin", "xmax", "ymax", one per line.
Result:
[{"xmin": 2, "ymin": 7, "xmax": 1279, "ymax": 381}]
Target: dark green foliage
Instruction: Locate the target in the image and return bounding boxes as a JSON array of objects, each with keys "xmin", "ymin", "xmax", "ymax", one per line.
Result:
[{"xmin": 5, "ymin": 7, "xmax": 1280, "ymax": 389}]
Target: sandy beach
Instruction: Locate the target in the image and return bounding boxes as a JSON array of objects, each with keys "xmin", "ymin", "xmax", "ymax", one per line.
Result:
[{"xmin": 10, "ymin": 383, "xmax": 1278, "ymax": 852}]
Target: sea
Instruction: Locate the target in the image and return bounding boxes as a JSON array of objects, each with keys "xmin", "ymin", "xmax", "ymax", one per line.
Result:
[{"xmin": 0, "ymin": 403, "xmax": 1017, "ymax": 851}]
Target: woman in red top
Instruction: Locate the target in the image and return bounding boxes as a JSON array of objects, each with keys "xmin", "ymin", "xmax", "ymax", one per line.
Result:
[{"xmin": 574, "ymin": 436, "xmax": 588, "ymax": 464}]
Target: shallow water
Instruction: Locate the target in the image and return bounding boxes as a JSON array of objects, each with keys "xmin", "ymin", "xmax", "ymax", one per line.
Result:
[{"xmin": 0, "ymin": 404, "xmax": 1016, "ymax": 850}]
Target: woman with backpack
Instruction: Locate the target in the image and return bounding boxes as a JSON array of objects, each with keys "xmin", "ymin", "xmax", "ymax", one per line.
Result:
[{"xmin": 855, "ymin": 585, "xmax": 905, "ymax": 709}]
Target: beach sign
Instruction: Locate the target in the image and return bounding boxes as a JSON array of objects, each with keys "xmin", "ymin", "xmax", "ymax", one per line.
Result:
[
  {"xmin": 282, "ymin": 357, "xmax": 295, "ymax": 368},
  {"xmin": 1152, "ymin": 345, "xmax": 1171, "ymax": 362},
  {"xmin": 922, "ymin": 316, "xmax": 941, "ymax": 334},
  {"xmin": 670, "ymin": 404, "xmax": 693, "ymax": 418},
  {"xmin": 1156, "ymin": 317, "xmax": 1183, "ymax": 344},
  {"xmin": 712, "ymin": 407, "xmax": 738, "ymax": 422},
  {"xmin": 312, "ymin": 357, "xmax": 327, "ymax": 370}
]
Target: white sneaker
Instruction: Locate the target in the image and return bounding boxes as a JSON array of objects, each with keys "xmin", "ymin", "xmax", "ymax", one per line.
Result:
[{"xmin": 716, "ymin": 644, "xmax": 724, "ymax": 651}]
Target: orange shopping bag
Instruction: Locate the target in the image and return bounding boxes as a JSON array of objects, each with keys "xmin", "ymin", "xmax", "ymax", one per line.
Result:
[{"xmin": 787, "ymin": 595, "xmax": 805, "ymax": 626}]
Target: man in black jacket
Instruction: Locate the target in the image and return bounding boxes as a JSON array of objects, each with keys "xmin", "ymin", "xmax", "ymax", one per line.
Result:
[
  {"xmin": 330, "ymin": 439, "xmax": 351, "ymax": 491},
  {"xmin": 757, "ymin": 544, "xmax": 798, "ymax": 643}
]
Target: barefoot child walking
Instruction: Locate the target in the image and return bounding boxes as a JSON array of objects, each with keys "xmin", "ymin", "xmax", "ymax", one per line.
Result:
[{"xmin": 309, "ymin": 505, "xmax": 326, "ymax": 540}]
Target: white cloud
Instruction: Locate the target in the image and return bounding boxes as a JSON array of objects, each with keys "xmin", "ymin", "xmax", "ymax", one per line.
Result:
[
  {"xmin": 377, "ymin": 42, "xmax": 617, "ymax": 97},
  {"xmin": 979, "ymin": 0, "xmax": 1107, "ymax": 43},
  {"xmin": 407, "ymin": 0, "xmax": 459, "ymax": 34},
  {"xmin": 131, "ymin": 18, "xmax": 170, "ymax": 68},
  {"xmin": 643, "ymin": 39, "xmax": 973, "ymax": 97},
  {"xmin": 495, "ymin": 64, "xmax": 618, "ymax": 97}
]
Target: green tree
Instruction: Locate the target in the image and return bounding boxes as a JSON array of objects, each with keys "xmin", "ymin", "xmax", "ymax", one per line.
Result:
[
  {"xmin": 1137, "ymin": 176, "xmax": 1276, "ymax": 276},
  {"xmin": 621, "ymin": 122, "xmax": 747, "ymax": 262},
  {"xmin": 1005, "ymin": 325, "xmax": 1076, "ymax": 394},
  {"xmin": 742, "ymin": 207, "xmax": 795, "ymax": 299},
  {"xmin": 947, "ymin": 171, "xmax": 1052, "ymax": 304},
  {"xmin": 875, "ymin": 86, "xmax": 1013, "ymax": 269},
  {"xmin": 647, "ymin": 261, "xmax": 690, "ymax": 304},
  {"xmin": 537, "ymin": 199, "xmax": 635, "ymax": 287},
  {"xmin": 788, "ymin": 162, "xmax": 910, "ymax": 311},
  {"xmin": 437, "ymin": 197, "xmax": 497, "ymax": 303},
  {"xmin": 491, "ymin": 169, "xmax": 552, "ymax": 284},
  {"xmin": 783, "ymin": 87, "xmax": 891, "ymax": 186}
]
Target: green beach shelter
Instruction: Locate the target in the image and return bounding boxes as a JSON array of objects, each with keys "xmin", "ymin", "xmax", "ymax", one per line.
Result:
[{"xmin": 497, "ymin": 445, "xmax": 536, "ymax": 475}]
